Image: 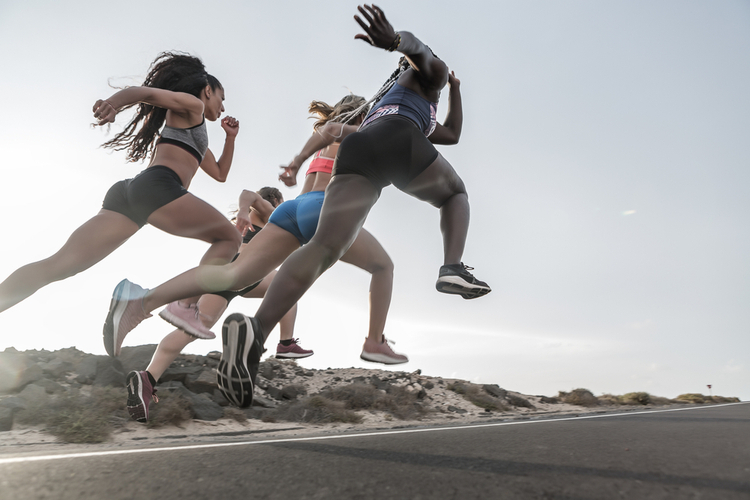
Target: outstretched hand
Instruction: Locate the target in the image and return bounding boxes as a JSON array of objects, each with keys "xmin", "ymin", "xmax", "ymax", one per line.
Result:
[
  {"xmin": 221, "ymin": 116, "xmax": 240, "ymax": 137},
  {"xmin": 92, "ymin": 99, "xmax": 117, "ymax": 126},
  {"xmin": 448, "ymin": 70, "xmax": 460, "ymax": 89},
  {"xmin": 354, "ymin": 4, "xmax": 398, "ymax": 50}
]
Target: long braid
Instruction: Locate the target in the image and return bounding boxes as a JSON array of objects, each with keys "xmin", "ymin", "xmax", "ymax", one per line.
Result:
[
  {"xmin": 334, "ymin": 57, "xmax": 410, "ymax": 125},
  {"xmin": 102, "ymin": 51, "xmax": 221, "ymax": 163}
]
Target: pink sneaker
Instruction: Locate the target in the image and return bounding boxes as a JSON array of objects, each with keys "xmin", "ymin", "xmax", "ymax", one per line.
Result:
[
  {"xmin": 360, "ymin": 336, "xmax": 408, "ymax": 365},
  {"xmin": 158, "ymin": 301, "xmax": 216, "ymax": 339},
  {"xmin": 275, "ymin": 339, "xmax": 314, "ymax": 359},
  {"xmin": 103, "ymin": 279, "xmax": 152, "ymax": 357}
]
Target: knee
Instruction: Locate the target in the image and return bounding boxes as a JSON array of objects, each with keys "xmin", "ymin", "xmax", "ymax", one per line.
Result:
[{"xmin": 370, "ymin": 255, "xmax": 394, "ymax": 278}]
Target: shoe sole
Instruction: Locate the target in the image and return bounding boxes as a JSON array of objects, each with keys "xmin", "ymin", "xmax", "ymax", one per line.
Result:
[
  {"xmin": 436, "ymin": 276, "xmax": 492, "ymax": 300},
  {"xmin": 360, "ymin": 352, "xmax": 409, "ymax": 365},
  {"xmin": 126, "ymin": 371, "xmax": 148, "ymax": 423},
  {"xmin": 275, "ymin": 352, "xmax": 314, "ymax": 359},
  {"xmin": 217, "ymin": 313, "xmax": 254, "ymax": 408},
  {"xmin": 158, "ymin": 306, "xmax": 216, "ymax": 339},
  {"xmin": 103, "ymin": 279, "xmax": 131, "ymax": 357}
]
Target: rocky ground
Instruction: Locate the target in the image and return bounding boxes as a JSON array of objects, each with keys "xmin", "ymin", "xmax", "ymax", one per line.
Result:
[{"xmin": 0, "ymin": 346, "xmax": 732, "ymax": 452}]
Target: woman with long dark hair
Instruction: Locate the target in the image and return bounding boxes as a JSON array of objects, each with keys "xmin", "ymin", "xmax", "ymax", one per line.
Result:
[{"xmin": 0, "ymin": 52, "xmax": 242, "ymax": 356}]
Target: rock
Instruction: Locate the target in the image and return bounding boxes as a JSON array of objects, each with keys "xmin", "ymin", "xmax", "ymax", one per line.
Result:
[
  {"xmin": 251, "ymin": 395, "xmax": 277, "ymax": 408},
  {"xmin": 280, "ymin": 384, "xmax": 306, "ymax": 400},
  {"xmin": 159, "ymin": 381, "xmax": 223, "ymax": 421},
  {"xmin": 211, "ymin": 389, "xmax": 230, "ymax": 406},
  {"xmin": 265, "ymin": 386, "xmax": 283, "ymax": 400},
  {"xmin": 0, "ymin": 397, "xmax": 26, "ymax": 412},
  {"xmin": 35, "ymin": 378, "xmax": 64, "ymax": 394},
  {"xmin": 0, "ymin": 407, "xmax": 13, "ymax": 432},
  {"xmin": 40, "ymin": 359, "xmax": 74, "ymax": 378},
  {"xmin": 0, "ymin": 352, "xmax": 43, "ymax": 393},
  {"xmin": 483, "ymin": 384, "xmax": 507, "ymax": 399},
  {"xmin": 259, "ymin": 363, "xmax": 275, "ymax": 380},
  {"xmin": 506, "ymin": 394, "xmax": 535, "ymax": 409},
  {"xmin": 75, "ymin": 356, "xmax": 99, "ymax": 384},
  {"xmin": 185, "ymin": 369, "xmax": 218, "ymax": 394},
  {"xmin": 447, "ymin": 405, "xmax": 467, "ymax": 414},
  {"xmin": 423, "ymin": 381, "xmax": 435, "ymax": 389},
  {"xmin": 540, "ymin": 396, "xmax": 559, "ymax": 404},
  {"xmin": 160, "ymin": 366, "xmax": 203, "ymax": 384},
  {"xmin": 18, "ymin": 384, "xmax": 49, "ymax": 406},
  {"xmin": 118, "ymin": 345, "xmax": 157, "ymax": 374},
  {"xmin": 206, "ymin": 351, "xmax": 221, "ymax": 360},
  {"xmin": 94, "ymin": 358, "xmax": 126, "ymax": 388}
]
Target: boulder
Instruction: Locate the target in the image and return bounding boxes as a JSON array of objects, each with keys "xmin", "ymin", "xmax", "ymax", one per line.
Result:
[{"xmin": 185, "ymin": 369, "xmax": 218, "ymax": 394}]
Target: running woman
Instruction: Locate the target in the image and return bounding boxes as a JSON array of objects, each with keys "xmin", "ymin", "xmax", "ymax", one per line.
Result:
[
  {"xmin": 107, "ymin": 94, "xmax": 406, "ymax": 406},
  {"xmin": 0, "ymin": 52, "xmax": 242, "ymax": 351},
  {"xmin": 215, "ymin": 5, "xmax": 491, "ymax": 406},
  {"xmin": 125, "ymin": 187, "xmax": 309, "ymax": 423}
]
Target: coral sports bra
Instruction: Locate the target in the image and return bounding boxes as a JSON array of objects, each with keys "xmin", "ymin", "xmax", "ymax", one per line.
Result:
[{"xmin": 306, "ymin": 149, "xmax": 335, "ymax": 176}]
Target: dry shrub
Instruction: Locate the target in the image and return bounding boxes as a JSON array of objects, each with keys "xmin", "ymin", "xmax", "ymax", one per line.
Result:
[
  {"xmin": 223, "ymin": 407, "xmax": 248, "ymax": 423},
  {"xmin": 676, "ymin": 393, "xmax": 706, "ymax": 404},
  {"xmin": 146, "ymin": 392, "xmax": 193, "ymax": 428},
  {"xmin": 619, "ymin": 392, "xmax": 652, "ymax": 405},
  {"xmin": 559, "ymin": 388, "xmax": 599, "ymax": 407},
  {"xmin": 272, "ymin": 395, "xmax": 362, "ymax": 424},
  {"xmin": 597, "ymin": 394, "xmax": 621, "ymax": 405},
  {"xmin": 448, "ymin": 382, "xmax": 507, "ymax": 411},
  {"xmin": 17, "ymin": 387, "xmax": 128, "ymax": 443},
  {"xmin": 323, "ymin": 383, "xmax": 429, "ymax": 420},
  {"xmin": 708, "ymin": 396, "xmax": 740, "ymax": 403}
]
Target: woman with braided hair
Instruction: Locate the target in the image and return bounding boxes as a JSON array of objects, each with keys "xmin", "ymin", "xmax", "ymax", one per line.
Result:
[
  {"xmin": 106, "ymin": 92, "xmax": 407, "ymax": 406},
  {"xmin": 0, "ymin": 52, "xmax": 242, "ymax": 356}
]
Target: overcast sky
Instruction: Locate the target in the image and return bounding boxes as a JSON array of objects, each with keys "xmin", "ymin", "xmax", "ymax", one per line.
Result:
[{"xmin": 0, "ymin": 0, "xmax": 748, "ymax": 401}]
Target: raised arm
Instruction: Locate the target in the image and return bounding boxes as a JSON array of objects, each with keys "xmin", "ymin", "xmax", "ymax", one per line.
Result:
[
  {"xmin": 279, "ymin": 122, "xmax": 359, "ymax": 187},
  {"xmin": 353, "ymin": 4, "xmax": 448, "ymax": 92},
  {"xmin": 92, "ymin": 87, "xmax": 203, "ymax": 126},
  {"xmin": 200, "ymin": 116, "xmax": 239, "ymax": 182},
  {"xmin": 236, "ymin": 189, "xmax": 276, "ymax": 235},
  {"xmin": 428, "ymin": 71, "xmax": 463, "ymax": 145}
]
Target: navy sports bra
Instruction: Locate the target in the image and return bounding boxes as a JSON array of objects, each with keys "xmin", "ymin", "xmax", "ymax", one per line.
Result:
[
  {"xmin": 157, "ymin": 118, "xmax": 209, "ymax": 163},
  {"xmin": 360, "ymin": 83, "xmax": 438, "ymax": 136}
]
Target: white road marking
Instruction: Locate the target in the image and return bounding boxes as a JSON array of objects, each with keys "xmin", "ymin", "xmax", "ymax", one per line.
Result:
[{"xmin": 0, "ymin": 402, "xmax": 745, "ymax": 465}]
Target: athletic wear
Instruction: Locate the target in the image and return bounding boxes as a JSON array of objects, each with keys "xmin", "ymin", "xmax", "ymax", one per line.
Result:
[
  {"xmin": 210, "ymin": 225, "xmax": 265, "ymax": 302},
  {"xmin": 217, "ymin": 313, "xmax": 262, "ymax": 408},
  {"xmin": 275, "ymin": 339, "xmax": 314, "ymax": 359},
  {"xmin": 333, "ymin": 115, "xmax": 439, "ymax": 192},
  {"xmin": 103, "ymin": 279, "xmax": 152, "ymax": 357},
  {"xmin": 361, "ymin": 83, "xmax": 438, "ymax": 136},
  {"xmin": 156, "ymin": 118, "xmax": 209, "ymax": 163},
  {"xmin": 158, "ymin": 301, "xmax": 216, "ymax": 339},
  {"xmin": 267, "ymin": 191, "xmax": 325, "ymax": 245},
  {"xmin": 126, "ymin": 370, "xmax": 158, "ymax": 423},
  {"xmin": 102, "ymin": 165, "xmax": 188, "ymax": 227},
  {"xmin": 435, "ymin": 263, "xmax": 492, "ymax": 299},
  {"xmin": 305, "ymin": 150, "xmax": 335, "ymax": 176},
  {"xmin": 360, "ymin": 337, "xmax": 408, "ymax": 365}
]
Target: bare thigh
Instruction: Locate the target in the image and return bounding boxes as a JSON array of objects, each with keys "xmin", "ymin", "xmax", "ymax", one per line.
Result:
[
  {"xmin": 339, "ymin": 228, "xmax": 393, "ymax": 274},
  {"xmin": 401, "ymin": 154, "xmax": 467, "ymax": 208},
  {"xmin": 228, "ymin": 224, "xmax": 300, "ymax": 288},
  {"xmin": 147, "ymin": 193, "xmax": 241, "ymax": 248}
]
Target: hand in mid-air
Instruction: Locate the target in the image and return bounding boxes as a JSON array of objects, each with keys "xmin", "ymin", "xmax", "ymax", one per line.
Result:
[
  {"xmin": 278, "ymin": 163, "xmax": 300, "ymax": 187},
  {"xmin": 221, "ymin": 116, "xmax": 240, "ymax": 137},
  {"xmin": 448, "ymin": 70, "xmax": 460, "ymax": 89},
  {"xmin": 235, "ymin": 210, "xmax": 252, "ymax": 236},
  {"xmin": 354, "ymin": 4, "xmax": 398, "ymax": 50},
  {"xmin": 92, "ymin": 99, "xmax": 118, "ymax": 126}
]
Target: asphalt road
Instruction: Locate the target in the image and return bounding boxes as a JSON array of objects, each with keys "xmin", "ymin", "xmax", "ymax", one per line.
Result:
[{"xmin": 1, "ymin": 403, "xmax": 748, "ymax": 499}]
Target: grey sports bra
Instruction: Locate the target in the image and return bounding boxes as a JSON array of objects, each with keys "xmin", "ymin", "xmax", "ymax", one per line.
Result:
[{"xmin": 157, "ymin": 118, "xmax": 209, "ymax": 163}]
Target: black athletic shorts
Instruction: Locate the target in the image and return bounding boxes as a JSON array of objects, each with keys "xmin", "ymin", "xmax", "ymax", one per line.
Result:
[
  {"xmin": 332, "ymin": 115, "xmax": 439, "ymax": 193},
  {"xmin": 210, "ymin": 225, "xmax": 264, "ymax": 302},
  {"xmin": 102, "ymin": 165, "xmax": 188, "ymax": 227}
]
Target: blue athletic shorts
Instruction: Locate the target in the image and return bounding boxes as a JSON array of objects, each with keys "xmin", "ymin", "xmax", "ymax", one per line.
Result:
[{"xmin": 267, "ymin": 191, "xmax": 324, "ymax": 245}]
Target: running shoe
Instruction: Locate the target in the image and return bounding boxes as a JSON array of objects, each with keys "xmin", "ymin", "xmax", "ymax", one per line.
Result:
[
  {"xmin": 276, "ymin": 339, "xmax": 314, "ymax": 359},
  {"xmin": 435, "ymin": 263, "xmax": 491, "ymax": 299},
  {"xmin": 158, "ymin": 301, "xmax": 216, "ymax": 339},
  {"xmin": 103, "ymin": 279, "xmax": 152, "ymax": 357},
  {"xmin": 126, "ymin": 370, "xmax": 158, "ymax": 423},
  {"xmin": 217, "ymin": 313, "xmax": 263, "ymax": 408},
  {"xmin": 360, "ymin": 336, "xmax": 409, "ymax": 365}
]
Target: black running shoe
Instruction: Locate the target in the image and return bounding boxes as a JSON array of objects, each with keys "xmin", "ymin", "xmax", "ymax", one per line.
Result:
[
  {"xmin": 435, "ymin": 263, "xmax": 491, "ymax": 299},
  {"xmin": 217, "ymin": 313, "xmax": 254, "ymax": 407}
]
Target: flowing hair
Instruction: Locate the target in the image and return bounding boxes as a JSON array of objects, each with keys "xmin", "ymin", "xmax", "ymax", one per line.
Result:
[
  {"xmin": 308, "ymin": 94, "xmax": 368, "ymax": 131},
  {"xmin": 102, "ymin": 51, "xmax": 222, "ymax": 162}
]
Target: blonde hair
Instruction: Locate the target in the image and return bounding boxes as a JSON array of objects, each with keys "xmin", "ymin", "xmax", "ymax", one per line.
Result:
[{"xmin": 308, "ymin": 94, "xmax": 368, "ymax": 131}]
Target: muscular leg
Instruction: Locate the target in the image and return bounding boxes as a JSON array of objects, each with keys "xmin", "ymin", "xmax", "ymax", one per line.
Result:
[
  {"xmin": 401, "ymin": 154, "xmax": 469, "ymax": 265},
  {"xmin": 140, "ymin": 224, "xmax": 299, "ymax": 313},
  {"xmin": 0, "ymin": 209, "xmax": 139, "ymax": 313},
  {"xmin": 339, "ymin": 228, "xmax": 394, "ymax": 342},
  {"xmin": 239, "ymin": 270, "xmax": 298, "ymax": 341},
  {"xmin": 146, "ymin": 193, "xmax": 242, "ymax": 304},
  {"xmin": 254, "ymin": 174, "xmax": 380, "ymax": 342}
]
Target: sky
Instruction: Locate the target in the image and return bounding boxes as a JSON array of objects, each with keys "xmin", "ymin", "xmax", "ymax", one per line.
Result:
[{"xmin": 0, "ymin": 0, "xmax": 748, "ymax": 401}]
